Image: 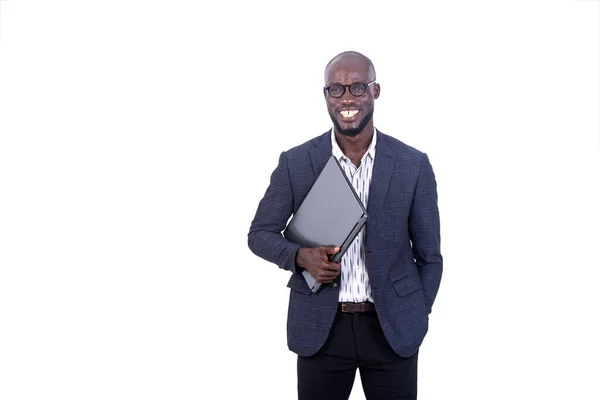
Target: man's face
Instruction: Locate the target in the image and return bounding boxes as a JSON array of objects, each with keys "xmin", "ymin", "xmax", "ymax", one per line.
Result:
[{"xmin": 324, "ymin": 57, "xmax": 380, "ymax": 137}]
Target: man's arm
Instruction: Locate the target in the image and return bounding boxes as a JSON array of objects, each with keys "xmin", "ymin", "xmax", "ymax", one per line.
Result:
[
  {"xmin": 248, "ymin": 151, "xmax": 302, "ymax": 273},
  {"xmin": 408, "ymin": 153, "xmax": 443, "ymax": 314}
]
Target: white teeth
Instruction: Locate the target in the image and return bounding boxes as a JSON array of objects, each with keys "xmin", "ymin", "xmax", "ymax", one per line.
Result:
[{"xmin": 340, "ymin": 110, "xmax": 359, "ymax": 118}]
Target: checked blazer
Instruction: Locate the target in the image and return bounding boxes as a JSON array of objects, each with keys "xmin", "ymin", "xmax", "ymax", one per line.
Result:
[{"xmin": 248, "ymin": 130, "xmax": 443, "ymax": 358}]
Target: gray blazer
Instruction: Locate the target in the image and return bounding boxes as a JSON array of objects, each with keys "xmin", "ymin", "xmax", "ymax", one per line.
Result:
[{"xmin": 248, "ymin": 130, "xmax": 442, "ymax": 357}]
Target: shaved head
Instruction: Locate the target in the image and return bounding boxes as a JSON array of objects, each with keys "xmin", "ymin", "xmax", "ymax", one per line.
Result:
[{"xmin": 324, "ymin": 51, "xmax": 376, "ymax": 84}]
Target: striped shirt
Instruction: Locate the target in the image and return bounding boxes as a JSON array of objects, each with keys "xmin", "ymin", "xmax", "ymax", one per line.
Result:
[{"xmin": 331, "ymin": 128, "xmax": 376, "ymax": 303}]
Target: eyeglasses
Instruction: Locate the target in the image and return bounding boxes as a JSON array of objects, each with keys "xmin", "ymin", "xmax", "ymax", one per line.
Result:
[{"xmin": 324, "ymin": 80, "xmax": 376, "ymax": 98}]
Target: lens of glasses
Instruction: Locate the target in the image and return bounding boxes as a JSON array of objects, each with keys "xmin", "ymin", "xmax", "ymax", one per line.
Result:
[
  {"xmin": 328, "ymin": 85, "xmax": 345, "ymax": 98},
  {"xmin": 349, "ymin": 83, "xmax": 367, "ymax": 96}
]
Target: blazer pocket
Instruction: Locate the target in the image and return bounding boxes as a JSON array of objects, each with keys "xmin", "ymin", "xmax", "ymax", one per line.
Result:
[
  {"xmin": 392, "ymin": 275, "xmax": 422, "ymax": 297},
  {"xmin": 287, "ymin": 274, "xmax": 313, "ymax": 295}
]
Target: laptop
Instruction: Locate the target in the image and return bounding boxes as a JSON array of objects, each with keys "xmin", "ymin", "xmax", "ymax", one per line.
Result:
[{"xmin": 283, "ymin": 156, "xmax": 368, "ymax": 293}]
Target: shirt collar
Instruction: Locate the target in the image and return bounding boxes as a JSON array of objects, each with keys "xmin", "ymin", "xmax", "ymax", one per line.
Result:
[{"xmin": 331, "ymin": 128, "xmax": 377, "ymax": 162}]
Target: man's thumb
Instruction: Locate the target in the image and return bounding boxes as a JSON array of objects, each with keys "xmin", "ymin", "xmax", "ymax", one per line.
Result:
[{"xmin": 328, "ymin": 246, "xmax": 340, "ymax": 254}]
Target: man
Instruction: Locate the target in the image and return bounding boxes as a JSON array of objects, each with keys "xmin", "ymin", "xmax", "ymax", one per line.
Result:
[{"xmin": 248, "ymin": 51, "xmax": 442, "ymax": 400}]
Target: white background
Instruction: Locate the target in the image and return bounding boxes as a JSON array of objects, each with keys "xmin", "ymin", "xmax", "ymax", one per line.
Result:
[{"xmin": 1, "ymin": 1, "xmax": 599, "ymax": 399}]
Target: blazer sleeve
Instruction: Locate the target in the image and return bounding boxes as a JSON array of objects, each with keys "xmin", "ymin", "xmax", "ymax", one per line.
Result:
[
  {"xmin": 248, "ymin": 151, "xmax": 302, "ymax": 273},
  {"xmin": 408, "ymin": 153, "xmax": 443, "ymax": 314}
]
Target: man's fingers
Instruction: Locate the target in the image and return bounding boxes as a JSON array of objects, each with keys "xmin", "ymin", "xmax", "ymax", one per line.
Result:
[
  {"xmin": 317, "ymin": 267, "xmax": 341, "ymax": 281},
  {"xmin": 319, "ymin": 271, "xmax": 339, "ymax": 280},
  {"xmin": 323, "ymin": 263, "xmax": 341, "ymax": 272},
  {"xmin": 318, "ymin": 267, "xmax": 339, "ymax": 277},
  {"xmin": 318, "ymin": 261, "xmax": 340, "ymax": 271}
]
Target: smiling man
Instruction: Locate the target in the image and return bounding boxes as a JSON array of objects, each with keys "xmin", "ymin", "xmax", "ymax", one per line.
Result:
[{"xmin": 248, "ymin": 51, "xmax": 443, "ymax": 400}]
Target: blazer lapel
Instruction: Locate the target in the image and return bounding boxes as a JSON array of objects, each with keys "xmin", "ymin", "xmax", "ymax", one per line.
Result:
[
  {"xmin": 367, "ymin": 131, "xmax": 395, "ymax": 217},
  {"xmin": 309, "ymin": 131, "xmax": 333, "ymax": 178}
]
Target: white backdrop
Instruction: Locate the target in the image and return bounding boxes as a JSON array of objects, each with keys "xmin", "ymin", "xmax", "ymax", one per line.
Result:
[{"xmin": 1, "ymin": 1, "xmax": 599, "ymax": 399}]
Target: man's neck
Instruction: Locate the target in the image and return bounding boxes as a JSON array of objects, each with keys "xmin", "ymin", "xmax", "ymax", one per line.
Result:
[{"xmin": 334, "ymin": 126, "xmax": 375, "ymax": 156}]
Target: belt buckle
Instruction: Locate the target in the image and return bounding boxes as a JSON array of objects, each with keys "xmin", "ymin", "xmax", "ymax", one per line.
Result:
[{"xmin": 341, "ymin": 303, "xmax": 347, "ymax": 313}]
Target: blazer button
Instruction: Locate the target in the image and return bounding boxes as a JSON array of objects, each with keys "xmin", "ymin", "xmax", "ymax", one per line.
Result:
[{"xmin": 332, "ymin": 283, "xmax": 338, "ymax": 289}]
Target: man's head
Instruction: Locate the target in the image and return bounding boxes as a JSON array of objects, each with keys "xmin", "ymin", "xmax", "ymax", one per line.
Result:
[{"xmin": 324, "ymin": 51, "xmax": 380, "ymax": 137}]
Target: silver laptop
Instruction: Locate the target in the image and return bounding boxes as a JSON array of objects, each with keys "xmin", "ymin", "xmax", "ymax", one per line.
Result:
[{"xmin": 283, "ymin": 156, "xmax": 368, "ymax": 293}]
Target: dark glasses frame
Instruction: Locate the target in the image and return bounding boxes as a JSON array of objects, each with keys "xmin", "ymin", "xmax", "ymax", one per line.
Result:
[{"xmin": 324, "ymin": 80, "xmax": 376, "ymax": 98}]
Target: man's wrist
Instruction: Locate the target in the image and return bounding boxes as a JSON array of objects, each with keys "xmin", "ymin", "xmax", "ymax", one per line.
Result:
[{"xmin": 295, "ymin": 248, "xmax": 306, "ymax": 272}]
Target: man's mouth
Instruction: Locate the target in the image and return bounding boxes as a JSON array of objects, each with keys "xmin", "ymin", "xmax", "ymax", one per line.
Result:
[{"xmin": 339, "ymin": 109, "xmax": 359, "ymax": 120}]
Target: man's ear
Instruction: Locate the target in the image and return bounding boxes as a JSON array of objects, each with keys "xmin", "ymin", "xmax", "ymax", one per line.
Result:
[
  {"xmin": 373, "ymin": 83, "xmax": 381, "ymax": 99},
  {"xmin": 323, "ymin": 87, "xmax": 328, "ymax": 99}
]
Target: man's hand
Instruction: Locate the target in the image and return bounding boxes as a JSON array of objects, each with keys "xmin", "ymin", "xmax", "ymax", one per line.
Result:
[{"xmin": 295, "ymin": 246, "xmax": 341, "ymax": 284}]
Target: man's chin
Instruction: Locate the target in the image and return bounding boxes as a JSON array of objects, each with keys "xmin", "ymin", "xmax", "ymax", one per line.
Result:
[
  {"xmin": 336, "ymin": 126, "xmax": 362, "ymax": 137},
  {"xmin": 332, "ymin": 117, "xmax": 361, "ymax": 136},
  {"xmin": 329, "ymin": 109, "xmax": 374, "ymax": 138}
]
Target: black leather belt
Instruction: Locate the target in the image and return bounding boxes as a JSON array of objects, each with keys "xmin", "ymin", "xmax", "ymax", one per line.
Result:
[{"xmin": 339, "ymin": 302, "xmax": 375, "ymax": 313}]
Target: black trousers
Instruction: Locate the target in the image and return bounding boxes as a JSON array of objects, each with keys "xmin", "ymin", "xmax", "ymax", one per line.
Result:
[{"xmin": 297, "ymin": 308, "xmax": 418, "ymax": 400}]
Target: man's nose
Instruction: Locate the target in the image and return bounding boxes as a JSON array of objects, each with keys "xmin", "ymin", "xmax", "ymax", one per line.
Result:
[{"xmin": 340, "ymin": 89, "xmax": 356, "ymax": 104}]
